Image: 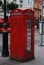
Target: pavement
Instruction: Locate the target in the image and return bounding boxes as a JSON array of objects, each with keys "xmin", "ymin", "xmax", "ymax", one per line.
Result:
[{"xmin": 0, "ymin": 29, "xmax": 44, "ymax": 65}]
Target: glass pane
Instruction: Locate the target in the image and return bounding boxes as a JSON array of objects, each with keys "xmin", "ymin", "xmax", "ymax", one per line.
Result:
[{"xmin": 26, "ymin": 20, "xmax": 32, "ymax": 52}]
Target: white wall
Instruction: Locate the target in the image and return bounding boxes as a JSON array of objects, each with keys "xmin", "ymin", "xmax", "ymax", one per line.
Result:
[
  {"xmin": 2, "ymin": 0, "xmax": 34, "ymax": 10},
  {"xmin": 23, "ymin": 0, "xmax": 34, "ymax": 10}
]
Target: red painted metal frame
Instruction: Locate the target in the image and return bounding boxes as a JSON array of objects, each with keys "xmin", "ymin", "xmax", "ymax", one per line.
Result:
[{"xmin": 10, "ymin": 9, "xmax": 35, "ymax": 61}]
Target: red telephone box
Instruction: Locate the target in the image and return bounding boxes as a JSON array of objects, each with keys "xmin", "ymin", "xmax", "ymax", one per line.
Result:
[{"xmin": 10, "ymin": 9, "xmax": 35, "ymax": 61}]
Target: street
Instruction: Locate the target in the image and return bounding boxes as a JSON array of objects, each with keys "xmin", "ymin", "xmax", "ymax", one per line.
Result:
[{"xmin": 0, "ymin": 29, "xmax": 44, "ymax": 65}]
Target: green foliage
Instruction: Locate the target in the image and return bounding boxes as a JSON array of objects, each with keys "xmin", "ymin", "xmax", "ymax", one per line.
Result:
[
  {"xmin": 1, "ymin": 2, "xmax": 18, "ymax": 12},
  {"xmin": 7, "ymin": 2, "xmax": 18, "ymax": 10},
  {"xmin": 0, "ymin": 0, "xmax": 2, "ymax": 6}
]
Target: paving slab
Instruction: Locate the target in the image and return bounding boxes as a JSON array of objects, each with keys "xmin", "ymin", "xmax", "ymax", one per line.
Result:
[{"xmin": 0, "ymin": 29, "xmax": 44, "ymax": 65}]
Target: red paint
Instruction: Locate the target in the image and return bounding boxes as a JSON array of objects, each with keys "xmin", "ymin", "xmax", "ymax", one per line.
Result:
[
  {"xmin": 0, "ymin": 18, "xmax": 10, "ymax": 33},
  {"xmin": 0, "ymin": 18, "xmax": 4, "ymax": 23},
  {"xmin": 10, "ymin": 9, "xmax": 35, "ymax": 61}
]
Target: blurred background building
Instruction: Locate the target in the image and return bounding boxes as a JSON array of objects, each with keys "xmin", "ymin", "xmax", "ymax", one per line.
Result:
[
  {"xmin": 1, "ymin": 0, "xmax": 43, "ymax": 18},
  {"xmin": 6, "ymin": 0, "xmax": 43, "ymax": 17},
  {"xmin": 34, "ymin": 0, "xmax": 43, "ymax": 29},
  {"xmin": 0, "ymin": 0, "xmax": 44, "ymax": 29}
]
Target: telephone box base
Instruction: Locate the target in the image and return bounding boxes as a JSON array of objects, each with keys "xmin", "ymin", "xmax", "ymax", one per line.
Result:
[{"xmin": 10, "ymin": 57, "xmax": 35, "ymax": 62}]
